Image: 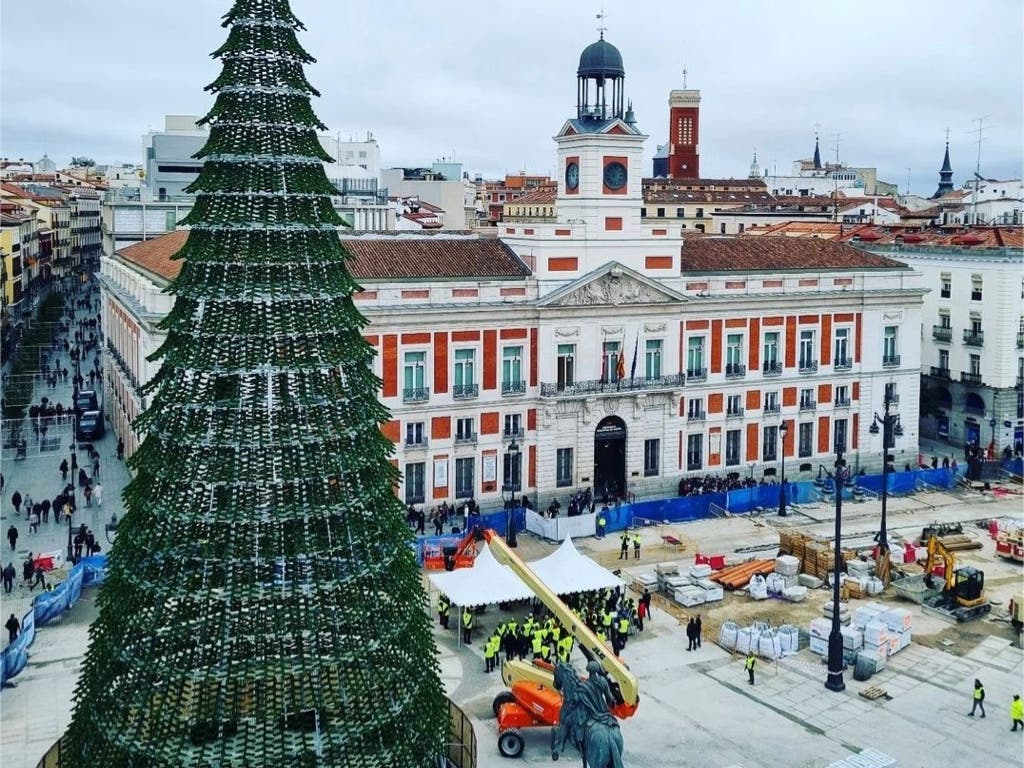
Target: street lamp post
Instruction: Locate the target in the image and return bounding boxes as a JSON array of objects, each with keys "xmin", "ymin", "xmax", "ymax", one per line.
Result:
[
  {"xmin": 989, "ymin": 416, "xmax": 997, "ymax": 458},
  {"xmin": 825, "ymin": 449, "xmax": 848, "ymax": 693},
  {"xmin": 869, "ymin": 394, "xmax": 904, "ymax": 582},
  {"xmin": 778, "ymin": 421, "xmax": 789, "ymax": 517},
  {"xmin": 505, "ymin": 439, "xmax": 520, "ymax": 548}
]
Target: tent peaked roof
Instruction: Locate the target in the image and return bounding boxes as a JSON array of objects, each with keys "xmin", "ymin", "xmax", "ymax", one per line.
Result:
[
  {"xmin": 427, "ymin": 542, "xmax": 535, "ymax": 606},
  {"xmin": 530, "ymin": 536, "xmax": 624, "ymax": 595}
]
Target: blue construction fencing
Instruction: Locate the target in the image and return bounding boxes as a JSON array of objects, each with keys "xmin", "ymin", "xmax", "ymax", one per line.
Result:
[
  {"xmin": 0, "ymin": 554, "xmax": 108, "ymax": 688},
  {"xmin": 412, "ymin": 508, "xmax": 526, "ymax": 566}
]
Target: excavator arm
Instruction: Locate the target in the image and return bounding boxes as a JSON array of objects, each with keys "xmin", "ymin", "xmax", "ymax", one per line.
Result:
[
  {"xmin": 923, "ymin": 535, "xmax": 957, "ymax": 592},
  {"xmin": 482, "ymin": 529, "xmax": 639, "ymax": 715}
]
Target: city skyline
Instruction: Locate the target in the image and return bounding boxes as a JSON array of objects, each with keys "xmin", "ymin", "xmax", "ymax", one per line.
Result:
[{"xmin": 1, "ymin": 0, "xmax": 1022, "ymax": 195}]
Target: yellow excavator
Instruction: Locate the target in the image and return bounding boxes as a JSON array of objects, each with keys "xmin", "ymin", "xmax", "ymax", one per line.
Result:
[
  {"xmin": 481, "ymin": 530, "xmax": 639, "ymax": 759},
  {"xmin": 922, "ymin": 535, "xmax": 990, "ymax": 622}
]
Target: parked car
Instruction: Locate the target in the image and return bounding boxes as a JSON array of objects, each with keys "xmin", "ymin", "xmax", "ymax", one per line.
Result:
[
  {"xmin": 76, "ymin": 410, "xmax": 105, "ymax": 442},
  {"xmin": 75, "ymin": 390, "xmax": 99, "ymax": 418}
]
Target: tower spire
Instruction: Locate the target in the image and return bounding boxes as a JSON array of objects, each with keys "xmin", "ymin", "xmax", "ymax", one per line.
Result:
[
  {"xmin": 932, "ymin": 129, "xmax": 954, "ymax": 198},
  {"xmin": 812, "ymin": 124, "xmax": 822, "ymax": 170}
]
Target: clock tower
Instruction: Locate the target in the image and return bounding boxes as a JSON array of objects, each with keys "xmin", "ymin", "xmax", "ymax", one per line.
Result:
[{"xmin": 554, "ymin": 34, "xmax": 647, "ymax": 237}]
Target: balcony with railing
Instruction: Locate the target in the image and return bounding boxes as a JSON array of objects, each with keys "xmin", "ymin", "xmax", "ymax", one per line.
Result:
[
  {"xmin": 833, "ymin": 357, "xmax": 853, "ymax": 371},
  {"xmin": 454, "ymin": 432, "xmax": 477, "ymax": 445},
  {"xmin": 452, "ymin": 383, "xmax": 479, "ymax": 400},
  {"xmin": 762, "ymin": 361, "xmax": 782, "ymax": 377},
  {"xmin": 799, "ymin": 399, "xmax": 817, "ymax": 412},
  {"xmin": 402, "ymin": 386, "xmax": 430, "ymax": 403},
  {"xmin": 763, "ymin": 402, "xmax": 781, "ymax": 415},
  {"xmin": 539, "ymin": 373, "xmax": 685, "ymax": 398},
  {"xmin": 501, "ymin": 380, "xmax": 526, "ymax": 396},
  {"xmin": 687, "ymin": 409, "xmax": 706, "ymax": 422},
  {"xmin": 726, "ymin": 406, "xmax": 744, "ymax": 419},
  {"xmin": 882, "ymin": 354, "xmax": 901, "ymax": 368},
  {"xmin": 932, "ymin": 325, "xmax": 952, "ymax": 342},
  {"xmin": 960, "ymin": 371, "xmax": 982, "ymax": 386},
  {"xmin": 686, "ymin": 367, "xmax": 707, "ymax": 383},
  {"xmin": 798, "ymin": 360, "xmax": 818, "ymax": 374},
  {"xmin": 962, "ymin": 329, "xmax": 984, "ymax": 347},
  {"xmin": 725, "ymin": 363, "xmax": 746, "ymax": 379},
  {"xmin": 404, "ymin": 437, "xmax": 429, "ymax": 450},
  {"xmin": 834, "ymin": 397, "xmax": 852, "ymax": 409},
  {"xmin": 502, "ymin": 428, "xmax": 524, "ymax": 440},
  {"xmin": 929, "ymin": 366, "xmax": 951, "ymax": 379}
]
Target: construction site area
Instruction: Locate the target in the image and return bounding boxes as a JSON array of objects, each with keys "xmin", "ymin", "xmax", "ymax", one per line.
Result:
[{"xmin": 433, "ymin": 479, "xmax": 1024, "ymax": 767}]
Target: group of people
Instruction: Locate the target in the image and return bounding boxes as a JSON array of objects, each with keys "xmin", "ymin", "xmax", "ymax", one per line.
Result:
[
  {"xmin": 407, "ymin": 498, "xmax": 482, "ymax": 536},
  {"xmin": 677, "ymin": 473, "xmax": 762, "ymax": 497},
  {"xmin": 967, "ymin": 679, "xmax": 1024, "ymax": 732},
  {"xmin": 544, "ymin": 487, "xmax": 595, "ymax": 519}
]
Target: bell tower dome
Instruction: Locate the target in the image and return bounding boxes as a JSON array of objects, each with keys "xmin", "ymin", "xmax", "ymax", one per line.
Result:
[{"xmin": 576, "ymin": 34, "xmax": 626, "ymax": 121}]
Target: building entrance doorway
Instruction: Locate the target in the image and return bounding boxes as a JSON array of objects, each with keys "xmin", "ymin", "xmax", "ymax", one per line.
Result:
[{"xmin": 594, "ymin": 416, "xmax": 626, "ymax": 502}]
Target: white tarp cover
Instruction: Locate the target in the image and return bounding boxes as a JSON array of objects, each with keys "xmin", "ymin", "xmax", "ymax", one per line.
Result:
[
  {"xmin": 427, "ymin": 543, "xmax": 535, "ymax": 607},
  {"xmin": 525, "ymin": 509, "xmax": 597, "ymax": 541},
  {"xmin": 529, "ymin": 536, "xmax": 624, "ymax": 595}
]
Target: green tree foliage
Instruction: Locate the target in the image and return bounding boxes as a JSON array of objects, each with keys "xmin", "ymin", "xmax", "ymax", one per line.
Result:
[{"xmin": 64, "ymin": 2, "xmax": 447, "ymax": 765}]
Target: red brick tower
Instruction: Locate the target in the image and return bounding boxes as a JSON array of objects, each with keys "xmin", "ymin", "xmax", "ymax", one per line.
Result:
[{"xmin": 667, "ymin": 77, "xmax": 700, "ymax": 179}]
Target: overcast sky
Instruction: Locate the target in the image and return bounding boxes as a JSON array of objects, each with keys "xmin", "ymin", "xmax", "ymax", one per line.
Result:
[{"xmin": 2, "ymin": 1, "xmax": 1021, "ymax": 196}]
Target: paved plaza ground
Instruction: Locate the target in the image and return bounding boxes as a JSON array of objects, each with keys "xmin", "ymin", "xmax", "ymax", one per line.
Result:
[{"xmin": 1, "ymin": 363, "xmax": 1022, "ymax": 768}]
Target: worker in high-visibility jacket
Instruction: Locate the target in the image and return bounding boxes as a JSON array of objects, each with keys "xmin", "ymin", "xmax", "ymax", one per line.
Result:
[
  {"xmin": 617, "ymin": 615, "xmax": 631, "ymax": 648},
  {"xmin": 438, "ymin": 594, "xmax": 450, "ymax": 629},
  {"xmin": 461, "ymin": 607, "xmax": 474, "ymax": 644},
  {"xmin": 1011, "ymin": 694, "xmax": 1023, "ymax": 731},
  {"xmin": 484, "ymin": 633, "xmax": 500, "ymax": 673},
  {"xmin": 539, "ymin": 641, "xmax": 554, "ymax": 663},
  {"xmin": 558, "ymin": 635, "xmax": 574, "ymax": 662},
  {"xmin": 531, "ymin": 631, "xmax": 545, "ymax": 658},
  {"xmin": 602, "ymin": 610, "xmax": 614, "ymax": 634}
]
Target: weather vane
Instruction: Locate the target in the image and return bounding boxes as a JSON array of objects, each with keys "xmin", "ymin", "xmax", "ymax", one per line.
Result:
[{"xmin": 596, "ymin": 8, "xmax": 607, "ymax": 38}]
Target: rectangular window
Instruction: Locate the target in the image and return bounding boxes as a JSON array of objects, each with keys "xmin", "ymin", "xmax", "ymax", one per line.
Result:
[
  {"xmin": 454, "ymin": 348, "xmax": 475, "ymax": 386},
  {"xmin": 835, "ymin": 384, "xmax": 849, "ymax": 406},
  {"xmin": 969, "ymin": 354, "xmax": 981, "ymax": 375},
  {"xmin": 834, "ymin": 327, "xmax": 849, "ymax": 364},
  {"xmin": 939, "ymin": 312, "xmax": 951, "ymax": 329},
  {"xmin": 970, "ymin": 317, "xmax": 982, "ymax": 335},
  {"xmin": 602, "ymin": 340, "xmax": 621, "ymax": 382},
  {"xmin": 799, "ymin": 329, "xmax": 816, "ymax": 368},
  {"xmin": 503, "ymin": 451, "xmax": 521, "ymax": 492},
  {"xmin": 940, "ymin": 272, "xmax": 951, "ymax": 298},
  {"xmin": 456, "ymin": 417, "xmax": 475, "ymax": 440},
  {"xmin": 557, "ymin": 343, "xmax": 575, "ymax": 389},
  {"xmin": 726, "ymin": 333, "xmax": 743, "ymax": 366},
  {"xmin": 696, "ymin": 207, "xmax": 704, "ymax": 218},
  {"xmin": 644, "ymin": 439, "xmax": 660, "ymax": 477},
  {"xmin": 834, "ymin": 418, "xmax": 847, "ymax": 454},
  {"xmin": 764, "ymin": 391, "xmax": 780, "ymax": 413},
  {"xmin": 800, "ymin": 388, "xmax": 815, "ymax": 409},
  {"xmin": 686, "ymin": 337, "xmax": 705, "ymax": 377},
  {"xmin": 883, "ymin": 326, "xmax": 898, "ymax": 360},
  {"xmin": 939, "ymin": 349, "xmax": 949, "ymax": 369},
  {"xmin": 405, "ymin": 422, "xmax": 426, "ymax": 445},
  {"xmin": 403, "ymin": 351, "xmax": 425, "ymax": 390},
  {"xmin": 727, "ymin": 394, "xmax": 742, "ymax": 416},
  {"xmin": 798, "ymin": 422, "xmax": 813, "ymax": 458},
  {"xmin": 455, "ymin": 457, "xmax": 474, "ymax": 498},
  {"xmin": 645, "ymin": 339, "xmax": 662, "ymax": 379},
  {"xmin": 971, "ymin": 275, "xmax": 982, "ymax": 301},
  {"xmin": 502, "ymin": 346, "xmax": 523, "ymax": 390},
  {"xmin": 405, "ymin": 462, "xmax": 425, "ymax": 504},
  {"xmin": 763, "ymin": 331, "xmax": 779, "ymax": 368},
  {"xmin": 688, "ymin": 396, "xmax": 705, "ymax": 419},
  {"xmin": 556, "ymin": 448, "xmax": 573, "ymax": 487},
  {"xmin": 656, "ymin": 207, "xmax": 665, "ymax": 218},
  {"xmin": 687, "ymin": 433, "xmax": 703, "ymax": 470},
  {"xmin": 720, "ymin": 223, "xmax": 727, "ymax": 234},
  {"xmin": 762, "ymin": 425, "xmax": 778, "ymax": 462},
  {"xmin": 884, "ymin": 382, "xmax": 898, "ymax": 405},
  {"xmin": 504, "ymin": 413, "xmax": 522, "ymax": 437},
  {"xmin": 725, "ymin": 429, "xmax": 741, "ymax": 466},
  {"xmin": 676, "ymin": 207, "xmax": 685, "ymax": 218}
]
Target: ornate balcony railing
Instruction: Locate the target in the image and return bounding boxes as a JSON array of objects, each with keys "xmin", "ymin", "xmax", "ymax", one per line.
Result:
[
  {"xmin": 962, "ymin": 330, "xmax": 984, "ymax": 347},
  {"xmin": 883, "ymin": 354, "xmax": 901, "ymax": 367},
  {"xmin": 833, "ymin": 358, "xmax": 853, "ymax": 371},
  {"xmin": 798, "ymin": 360, "xmax": 818, "ymax": 374},
  {"xmin": 834, "ymin": 397, "xmax": 852, "ymax": 408},
  {"xmin": 452, "ymin": 383, "xmax": 478, "ymax": 400},
  {"xmin": 454, "ymin": 432, "xmax": 477, "ymax": 445},
  {"xmin": 932, "ymin": 325, "xmax": 952, "ymax": 342},
  {"xmin": 799, "ymin": 399, "xmax": 817, "ymax": 412},
  {"xmin": 725, "ymin": 363, "xmax": 746, "ymax": 379},
  {"xmin": 960, "ymin": 371, "xmax": 982, "ymax": 386},
  {"xmin": 687, "ymin": 410, "xmax": 706, "ymax": 422},
  {"xmin": 501, "ymin": 380, "xmax": 526, "ymax": 396},
  {"xmin": 726, "ymin": 407, "xmax": 744, "ymax": 419},
  {"xmin": 763, "ymin": 403, "xmax": 781, "ymax": 415},
  {"xmin": 502, "ymin": 428, "xmax": 524, "ymax": 440},
  {"xmin": 762, "ymin": 361, "xmax": 782, "ymax": 377},
  {"xmin": 404, "ymin": 437, "xmax": 429, "ymax": 450},
  {"xmin": 929, "ymin": 366, "xmax": 951, "ymax": 379},
  {"xmin": 402, "ymin": 386, "xmax": 430, "ymax": 403},
  {"xmin": 539, "ymin": 373, "xmax": 685, "ymax": 397}
]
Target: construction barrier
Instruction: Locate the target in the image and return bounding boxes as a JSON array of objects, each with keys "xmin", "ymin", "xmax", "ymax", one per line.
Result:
[
  {"xmin": 413, "ymin": 508, "xmax": 525, "ymax": 566},
  {"xmin": 0, "ymin": 554, "xmax": 109, "ymax": 688}
]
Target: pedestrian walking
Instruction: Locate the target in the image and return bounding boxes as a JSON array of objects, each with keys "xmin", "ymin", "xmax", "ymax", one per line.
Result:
[
  {"xmin": 2, "ymin": 562, "xmax": 15, "ymax": 593},
  {"xmin": 968, "ymin": 679, "xmax": 986, "ymax": 718},
  {"xmin": 745, "ymin": 652, "xmax": 757, "ymax": 685},
  {"xmin": 636, "ymin": 598, "xmax": 647, "ymax": 632},
  {"xmin": 93, "ymin": 456, "xmax": 100, "ymax": 478},
  {"xmin": 695, "ymin": 615, "xmax": 703, "ymax": 648},
  {"xmin": 84, "ymin": 484, "xmax": 93, "ymax": 508},
  {"xmin": 6, "ymin": 525, "xmax": 18, "ymax": 551},
  {"xmin": 632, "ymin": 533, "xmax": 641, "ymax": 559},
  {"xmin": 686, "ymin": 618, "xmax": 697, "ymax": 651},
  {"xmin": 11, "ymin": 490, "xmax": 22, "ymax": 516},
  {"xmin": 117, "ymin": 439, "xmax": 124, "ymax": 461},
  {"xmin": 5, "ymin": 613, "xmax": 20, "ymax": 645},
  {"xmin": 29, "ymin": 564, "xmax": 46, "ymax": 592},
  {"xmin": 1012, "ymin": 695, "xmax": 1024, "ymax": 732},
  {"xmin": 618, "ymin": 531, "xmax": 629, "ymax": 560},
  {"xmin": 93, "ymin": 482, "xmax": 103, "ymax": 509},
  {"xmin": 60, "ymin": 458, "xmax": 69, "ymax": 482},
  {"xmin": 40, "ymin": 499, "xmax": 50, "ymax": 523}
]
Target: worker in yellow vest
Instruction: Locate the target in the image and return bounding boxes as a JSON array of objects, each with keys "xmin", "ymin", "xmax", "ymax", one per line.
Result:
[
  {"xmin": 462, "ymin": 607, "xmax": 474, "ymax": 644},
  {"xmin": 745, "ymin": 652, "xmax": 756, "ymax": 685},
  {"xmin": 531, "ymin": 631, "xmax": 545, "ymax": 658},
  {"xmin": 539, "ymin": 641, "xmax": 553, "ymax": 663},
  {"xmin": 438, "ymin": 594, "xmax": 450, "ymax": 629},
  {"xmin": 632, "ymin": 533, "xmax": 642, "ymax": 559},
  {"xmin": 617, "ymin": 615, "xmax": 631, "ymax": 647},
  {"xmin": 484, "ymin": 633, "xmax": 500, "ymax": 673},
  {"xmin": 558, "ymin": 635, "xmax": 574, "ymax": 662}
]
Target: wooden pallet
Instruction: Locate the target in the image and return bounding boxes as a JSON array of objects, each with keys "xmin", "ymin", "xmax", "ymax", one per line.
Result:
[{"xmin": 858, "ymin": 685, "xmax": 892, "ymax": 701}]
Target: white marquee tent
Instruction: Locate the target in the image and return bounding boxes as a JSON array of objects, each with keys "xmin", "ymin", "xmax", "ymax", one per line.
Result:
[{"xmin": 427, "ymin": 537, "xmax": 623, "ymax": 607}]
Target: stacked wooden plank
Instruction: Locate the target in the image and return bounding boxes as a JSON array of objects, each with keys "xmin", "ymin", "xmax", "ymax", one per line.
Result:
[
  {"xmin": 710, "ymin": 558, "xmax": 776, "ymax": 590},
  {"xmin": 935, "ymin": 534, "xmax": 983, "ymax": 552},
  {"xmin": 778, "ymin": 530, "xmax": 856, "ymax": 579}
]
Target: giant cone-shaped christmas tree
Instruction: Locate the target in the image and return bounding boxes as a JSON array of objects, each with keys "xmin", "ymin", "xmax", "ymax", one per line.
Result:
[{"xmin": 64, "ymin": 1, "xmax": 447, "ymax": 765}]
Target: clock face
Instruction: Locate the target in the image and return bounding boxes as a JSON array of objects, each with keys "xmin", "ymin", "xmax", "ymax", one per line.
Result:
[
  {"xmin": 603, "ymin": 161, "xmax": 627, "ymax": 191},
  {"xmin": 565, "ymin": 162, "xmax": 579, "ymax": 191}
]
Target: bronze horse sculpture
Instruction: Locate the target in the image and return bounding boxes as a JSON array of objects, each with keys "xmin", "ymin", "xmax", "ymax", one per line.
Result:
[{"xmin": 552, "ymin": 659, "xmax": 624, "ymax": 767}]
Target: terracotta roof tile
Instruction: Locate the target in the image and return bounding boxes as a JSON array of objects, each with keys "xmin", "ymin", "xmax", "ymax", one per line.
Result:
[
  {"xmin": 115, "ymin": 230, "xmax": 532, "ymax": 283},
  {"xmin": 682, "ymin": 235, "xmax": 907, "ymax": 273},
  {"xmin": 509, "ymin": 187, "xmax": 557, "ymax": 204},
  {"xmin": 838, "ymin": 225, "xmax": 1024, "ymax": 249}
]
